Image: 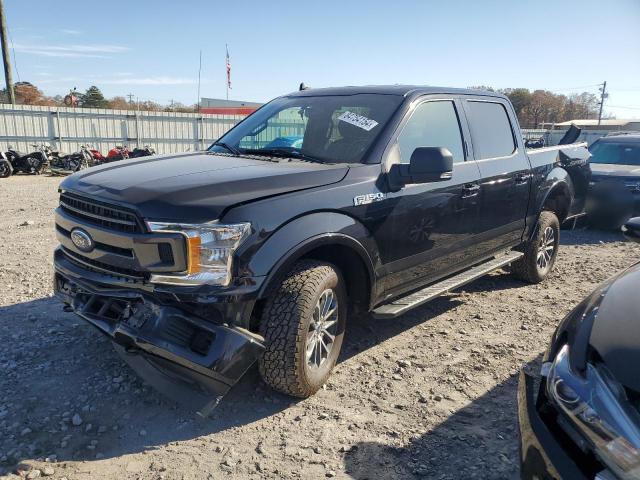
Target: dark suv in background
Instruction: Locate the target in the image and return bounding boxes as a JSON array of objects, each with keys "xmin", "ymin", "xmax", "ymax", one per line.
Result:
[{"xmin": 588, "ymin": 134, "xmax": 640, "ymax": 228}]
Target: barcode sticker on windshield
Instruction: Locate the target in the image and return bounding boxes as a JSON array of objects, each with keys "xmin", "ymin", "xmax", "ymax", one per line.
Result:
[{"xmin": 338, "ymin": 111, "xmax": 379, "ymax": 131}]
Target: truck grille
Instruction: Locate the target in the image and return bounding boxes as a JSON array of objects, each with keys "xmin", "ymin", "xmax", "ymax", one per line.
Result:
[
  {"xmin": 59, "ymin": 192, "xmax": 143, "ymax": 233},
  {"xmin": 62, "ymin": 247, "xmax": 146, "ymax": 281}
]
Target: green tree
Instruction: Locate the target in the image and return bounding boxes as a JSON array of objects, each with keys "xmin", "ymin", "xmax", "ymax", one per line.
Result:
[
  {"xmin": 82, "ymin": 86, "xmax": 108, "ymax": 108},
  {"xmin": 501, "ymin": 88, "xmax": 532, "ymax": 118}
]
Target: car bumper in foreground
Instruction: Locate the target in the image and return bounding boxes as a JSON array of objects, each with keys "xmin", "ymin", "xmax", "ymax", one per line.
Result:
[
  {"xmin": 54, "ymin": 270, "xmax": 264, "ymax": 416},
  {"xmin": 518, "ymin": 370, "xmax": 588, "ymax": 480}
]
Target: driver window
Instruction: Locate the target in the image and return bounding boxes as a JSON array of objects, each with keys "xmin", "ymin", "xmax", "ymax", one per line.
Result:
[{"xmin": 397, "ymin": 101, "xmax": 465, "ymax": 164}]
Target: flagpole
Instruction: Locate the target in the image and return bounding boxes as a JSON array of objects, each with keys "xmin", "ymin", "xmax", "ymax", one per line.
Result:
[
  {"xmin": 225, "ymin": 44, "xmax": 229, "ymax": 101},
  {"xmin": 197, "ymin": 50, "xmax": 202, "ymax": 112}
]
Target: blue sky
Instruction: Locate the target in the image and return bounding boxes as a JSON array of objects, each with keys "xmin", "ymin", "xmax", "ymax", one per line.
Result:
[{"xmin": 4, "ymin": 0, "xmax": 640, "ymax": 118}]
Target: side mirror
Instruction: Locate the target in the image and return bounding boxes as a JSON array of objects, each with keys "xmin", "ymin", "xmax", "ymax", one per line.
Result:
[
  {"xmin": 622, "ymin": 217, "xmax": 640, "ymax": 243},
  {"xmin": 390, "ymin": 147, "xmax": 454, "ymax": 186}
]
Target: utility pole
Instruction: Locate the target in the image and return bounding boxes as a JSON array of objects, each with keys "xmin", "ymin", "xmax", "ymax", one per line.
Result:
[
  {"xmin": 598, "ymin": 81, "xmax": 607, "ymax": 125},
  {"xmin": 126, "ymin": 93, "xmax": 135, "ymax": 104},
  {"xmin": 0, "ymin": 0, "xmax": 15, "ymax": 104}
]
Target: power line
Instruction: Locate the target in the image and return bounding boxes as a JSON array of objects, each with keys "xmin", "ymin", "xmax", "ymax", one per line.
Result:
[
  {"xmin": 546, "ymin": 84, "xmax": 601, "ymax": 92},
  {"xmin": 607, "ymin": 105, "xmax": 640, "ymax": 110}
]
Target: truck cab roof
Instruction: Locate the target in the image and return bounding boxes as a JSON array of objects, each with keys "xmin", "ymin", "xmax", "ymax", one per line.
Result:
[{"xmin": 287, "ymin": 85, "xmax": 507, "ymax": 100}]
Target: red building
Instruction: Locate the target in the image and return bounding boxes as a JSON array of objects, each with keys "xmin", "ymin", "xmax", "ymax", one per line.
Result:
[{"xmin": 200, "ymin": 98, "xmax": 262, "ymax": 115}]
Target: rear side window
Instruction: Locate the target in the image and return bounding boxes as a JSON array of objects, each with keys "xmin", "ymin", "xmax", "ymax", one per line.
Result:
[
  {"xmin": 466, "ymin": 101, "xmax": 516, "ymax": 159},
  {"xmin": 397, "ymin": 100, "xmax": 465, "ymax": 164}
]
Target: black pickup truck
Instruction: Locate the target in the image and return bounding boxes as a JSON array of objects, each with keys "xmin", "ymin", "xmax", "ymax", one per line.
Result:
[{"xmin": 53, "ymin": 86, "xmax": 591, "ymax": 413}]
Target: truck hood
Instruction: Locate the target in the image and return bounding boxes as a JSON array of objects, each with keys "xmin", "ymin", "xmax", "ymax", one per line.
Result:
[
  {"xmin": 591, "ymin": 163, "xmax": 640, "ymax": 178},
  {"xmin": 60, "ymin": 152, "xmax": 349, "ymax": 222},
  {"xmin": 589, "ymin": 263, "xmax": 640, "ymax": 393}
]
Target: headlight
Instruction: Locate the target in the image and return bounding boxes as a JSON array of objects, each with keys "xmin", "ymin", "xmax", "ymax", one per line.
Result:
[
  {"xmin": 147, "ymin": 221, "xmax": 251, "ymax": 286},
  {"xmin": 546, "ymin": 345, "xmax": 640, "ymax": 479}
]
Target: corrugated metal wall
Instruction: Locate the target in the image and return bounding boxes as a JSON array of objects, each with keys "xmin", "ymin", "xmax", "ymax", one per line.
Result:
[
  {"xmin": 1, "ymin": 105, "xmax": 611, "ymax": 155},
  {"xmin": 521, "ymin": 128, "xmax": 614, "ymax": 146},
  {"xmin": 0, "ymin": 104, "xmax": 246, "ymax": 154}
]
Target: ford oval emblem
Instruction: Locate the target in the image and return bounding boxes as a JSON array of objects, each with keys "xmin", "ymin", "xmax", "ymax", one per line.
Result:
[{"xmin": 70, "ymin": 228, "xmax": 94, "ymax": 253}]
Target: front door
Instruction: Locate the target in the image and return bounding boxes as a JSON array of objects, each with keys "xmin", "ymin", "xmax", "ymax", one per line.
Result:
[{"xmin": 383, "ymin": 98, "xmax": 482, "ymax": 297}]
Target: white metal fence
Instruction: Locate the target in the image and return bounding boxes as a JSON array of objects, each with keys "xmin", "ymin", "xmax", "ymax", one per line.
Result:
[
  {"xmin": 0, "ymin": 104, "xmax": 628, "ymax": 156},
  {"xmin": 0, "ymin": 104, "xmax": 247, "ymax": 154}
]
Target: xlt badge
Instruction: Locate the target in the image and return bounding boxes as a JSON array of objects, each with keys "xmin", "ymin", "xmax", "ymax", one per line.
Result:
[{"xmin": 354, "ymin": 193, "xmax": 385, "ymax": 206}]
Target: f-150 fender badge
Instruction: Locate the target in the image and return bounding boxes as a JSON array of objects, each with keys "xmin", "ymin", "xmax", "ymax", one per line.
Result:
[{"xmin": 354, "ymin": 192, "xmax": 386, "ymax": 206}]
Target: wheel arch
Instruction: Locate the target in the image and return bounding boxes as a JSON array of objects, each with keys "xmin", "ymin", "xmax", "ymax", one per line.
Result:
[
  {"xmin": 531, "ymin": 168, "xmax": 575, "ymax": 235},
  {"xmin": 251, "ymin": 213, "xmax": 377, "ymax": 315},
  {"xmin": 542, "ymin": 181, "xmax": 572, "ymax": 224}
]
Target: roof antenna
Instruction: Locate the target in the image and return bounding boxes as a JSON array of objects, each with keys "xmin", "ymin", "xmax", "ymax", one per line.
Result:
[{"xmin": 299, "ymin": 82, "xmax": 310, "ymax": 91}]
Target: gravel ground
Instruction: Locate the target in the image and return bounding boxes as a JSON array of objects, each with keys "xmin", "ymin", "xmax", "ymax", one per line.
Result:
[{"xmin": 1, "ymin": 175, "xmax": 638, "ymax": 480}]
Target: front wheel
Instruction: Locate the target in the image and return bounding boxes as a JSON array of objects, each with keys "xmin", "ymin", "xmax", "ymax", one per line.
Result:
[
  {"xmin": 0, "ymin": 159, "xmax": 12, "ymax": 178},
  {"xmin": 512, "ymin": 211, "xmax": 560, "ymax": 284},
  {"xmin": 259, "ymin": 260, "xmax": 346, "ymax": 398}
]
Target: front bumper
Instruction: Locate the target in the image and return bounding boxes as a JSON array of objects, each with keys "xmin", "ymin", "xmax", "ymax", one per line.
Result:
[
  {"xmin": 54, "ymin": 269, "xmax": 264, "ymax": 416},
  {"xmin": 518, "ymin": 370, "xmax": 588, "ymax": 480}
]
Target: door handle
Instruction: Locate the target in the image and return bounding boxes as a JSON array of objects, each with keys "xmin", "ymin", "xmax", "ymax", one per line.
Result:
[
  {"xmin": 515, "ymin": 173, "xmax": 531, "ymax": 185},
  {"xmin": 461, "ymin": 183, "xmax": 480, "ymax": 198}
]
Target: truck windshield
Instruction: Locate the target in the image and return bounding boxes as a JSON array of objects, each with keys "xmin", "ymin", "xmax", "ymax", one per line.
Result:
[
  {"xmin": 208, "ymin": 94, "xmax": 403, "ymax": 164},
  {"xmin": 589, "ymin": 141, "xmax": 640, "ymax": 166}
]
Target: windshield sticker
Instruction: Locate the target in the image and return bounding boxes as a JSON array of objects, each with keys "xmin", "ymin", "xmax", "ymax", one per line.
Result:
[{"xmin": 338, "ymin": 111, "xmax": 379, "ymax": 131}]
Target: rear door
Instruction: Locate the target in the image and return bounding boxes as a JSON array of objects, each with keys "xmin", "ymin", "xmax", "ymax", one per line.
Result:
[
  {"xmin": 461, "ymin": 98, "xmax": 531, "ymax": 254},
  {"xmin": 383, "ymin": 97, "xmax": 483, "ymax": 295}
]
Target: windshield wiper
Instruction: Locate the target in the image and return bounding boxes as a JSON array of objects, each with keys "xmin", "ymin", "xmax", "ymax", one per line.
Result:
[
  {"xmin": 212, "ymin": 142, "xmax": 241, "ymax": 155},
  {"xmin": 242, "ymin": 148, "xmax": 326, "ymax": 164}
]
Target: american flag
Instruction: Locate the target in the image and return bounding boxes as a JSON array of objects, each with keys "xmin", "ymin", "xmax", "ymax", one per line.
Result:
[{"xmin": 226, "ymin": 45, "xmax": 232, "ymax": 90}]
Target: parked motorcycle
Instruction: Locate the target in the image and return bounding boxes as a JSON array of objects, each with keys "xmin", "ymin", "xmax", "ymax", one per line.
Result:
[
  {"xmin": 3, "ymin": 144, "xmax": 54, "ymax": 175},
  {"xmin": 103, "ymin": 145, "xmax": 155, "ymax": 163},
  {"xmin": 89, "ymin": 147, "xmax": 106, "ymax": 164},
  {"xmin": 49, "ymin": 145, "xmax": 96, "ymax": 176},
  {"xmin": 0, "ymin": 151, "xmax": 12, "ymax": 178},
  {"xmin": 129, "ymin": 145, "xmax": 156, "ymax": 158},
  {"xmin": 106, "ymin": 145, "xmax": 130, "ymax": 161}
]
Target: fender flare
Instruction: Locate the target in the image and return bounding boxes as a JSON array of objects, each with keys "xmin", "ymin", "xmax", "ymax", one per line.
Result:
[
  {"xmin": 537, "ymin": 168, "xmax": 574, "ymax": 218},
  {"xmin": 249, "ymin": 212, "xmax": 377, "ymax": 300}
]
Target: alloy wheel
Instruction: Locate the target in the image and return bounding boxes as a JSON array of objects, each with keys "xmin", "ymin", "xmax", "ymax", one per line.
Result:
[
  {"xmin": 536, "ymin": 226, "xmax": 556, "ymax": 271},
  {"xmin": 306, "ymin": 289, "xmax": 339, "ymax": 369}
]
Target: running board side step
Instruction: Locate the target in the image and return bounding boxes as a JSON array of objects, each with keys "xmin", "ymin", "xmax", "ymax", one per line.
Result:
[{"xmin": 372, "ymin": 251, "xmax": 524, "ymax": 319}]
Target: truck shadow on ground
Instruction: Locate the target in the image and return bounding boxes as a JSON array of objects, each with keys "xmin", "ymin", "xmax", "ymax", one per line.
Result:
[
  {"xmin": 0, "ymin": 289, "xmax": 470, "ymax": 469},
  {"xmin": 342, "ymin": 356, "xmax": 544, "ymax": 480},
  {"xmin": 0, "ymin": 261, "xmax": 538, "ymax": 471}
]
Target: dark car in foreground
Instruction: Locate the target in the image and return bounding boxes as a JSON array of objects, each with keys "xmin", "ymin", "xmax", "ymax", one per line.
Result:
[
  {"xmin": 53, "ymin": 85, "xmax": 590, "ymax": 415},
  {"xmin": 588, "ymin": 135, "xmax": 640, "ymax": 228},
  {"xmin": 519, "ymin": 217, "xmax": 640, "ymax": 480}
]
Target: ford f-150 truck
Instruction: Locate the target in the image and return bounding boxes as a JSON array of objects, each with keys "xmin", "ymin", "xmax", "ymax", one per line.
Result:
[{"xmin": 53, "ymin": 86, "xmax": 591, "ymax": 414}]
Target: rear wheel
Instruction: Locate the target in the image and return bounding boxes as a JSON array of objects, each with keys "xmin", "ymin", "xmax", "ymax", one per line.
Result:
[
  {"xmin": 512, "ymin": 211, "xmax": 560, "ymax": 283},
  {"xmin": 258, "ymin": 260, "xmax": 346, "ymax": 398}
]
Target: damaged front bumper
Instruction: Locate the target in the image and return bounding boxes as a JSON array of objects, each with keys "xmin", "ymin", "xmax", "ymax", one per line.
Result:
[{"xmin": 54, "ymin": 270, "xmax": 264, "ymax": 416}]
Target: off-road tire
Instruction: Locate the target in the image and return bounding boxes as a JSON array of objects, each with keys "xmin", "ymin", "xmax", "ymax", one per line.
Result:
[
  {"xmin": 512, "ymin": 211, "xmax": 560, "ymax": 284},
  {"xmin": 258, "ymin": 260, "xmax": 346, "ymax": 398}
]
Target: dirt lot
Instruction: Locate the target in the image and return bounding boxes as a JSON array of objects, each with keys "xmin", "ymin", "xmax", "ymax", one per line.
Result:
[{"xmin": 1, "ymin": 175, "xmax": 638, "ymax": 480}]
